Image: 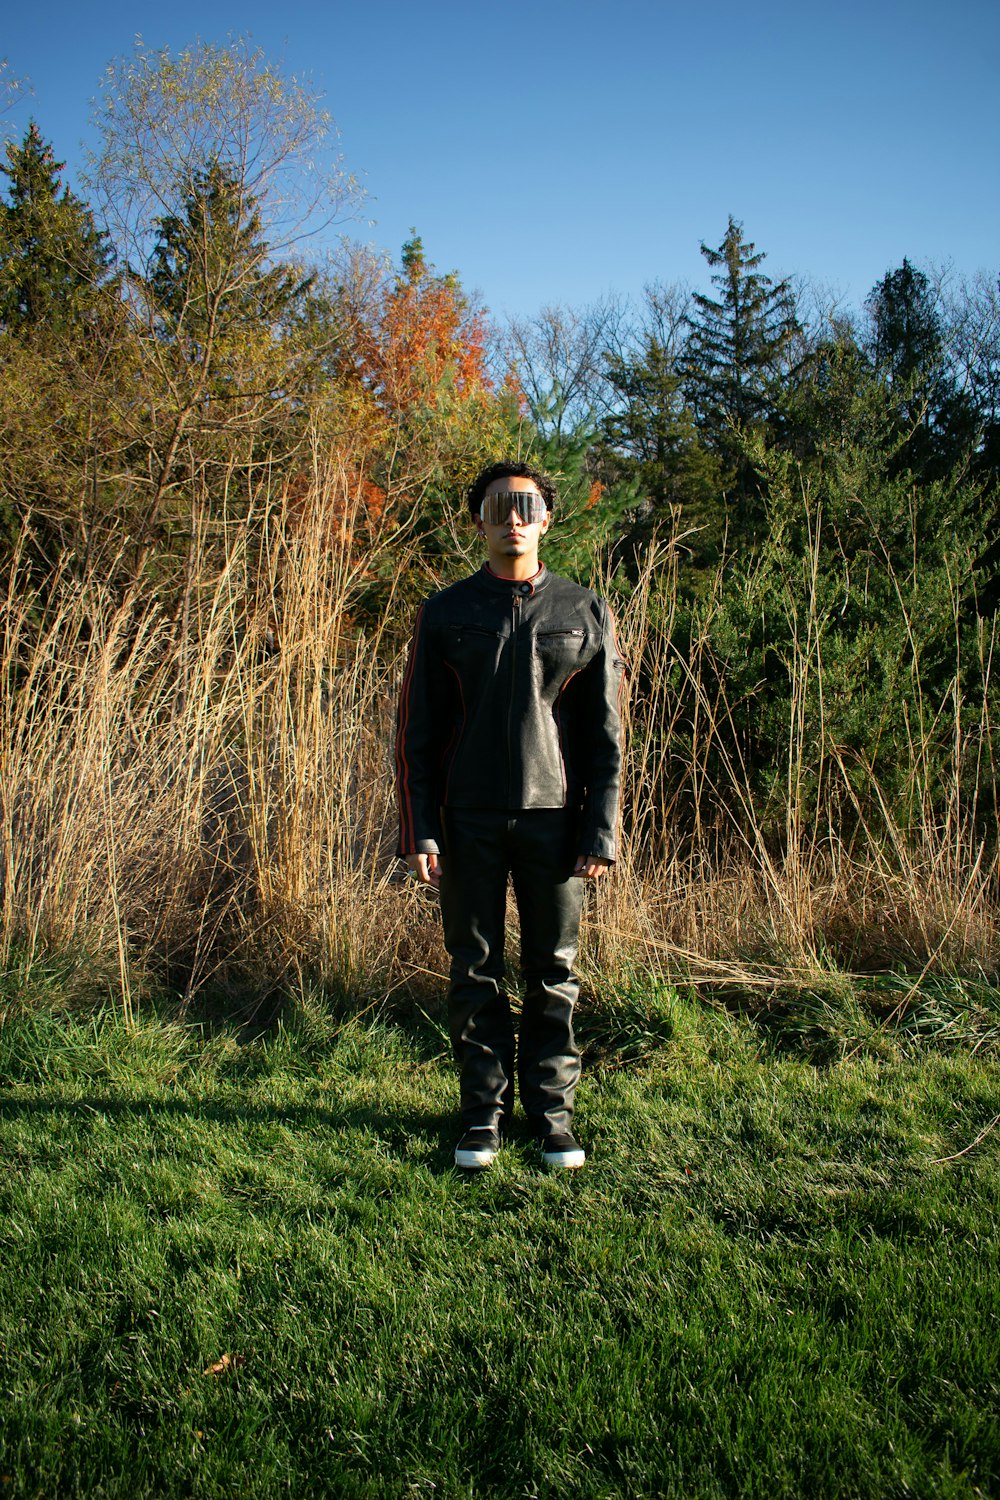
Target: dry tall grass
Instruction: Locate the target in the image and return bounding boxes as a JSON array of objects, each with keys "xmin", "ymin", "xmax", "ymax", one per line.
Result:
[
  {"xmin": 1, "ymin": 474, "xmax": 996, "ymax": 1022},
  {"xmin": 0, "ymin": 468, "xmax": 438, "ymax": 1017},
  {"xmin": 593, "ymin": 529, "xmax": 999, "ymax": 1001}
]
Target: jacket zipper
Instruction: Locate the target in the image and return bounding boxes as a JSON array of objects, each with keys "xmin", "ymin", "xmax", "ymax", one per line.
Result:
[{"xmin": 507, "ymin": 594, "xmax": 520, "ymax": 800}]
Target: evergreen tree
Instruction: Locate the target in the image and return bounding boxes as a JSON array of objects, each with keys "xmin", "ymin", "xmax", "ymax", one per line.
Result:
[
  {"xmin": 146, "ymin": 160, "xmax": 313, "ymax": 352},
  {"xmin": 602, "ymin": 332, "xmax": 720, "ymax": 566},
  {"xmin": 868, "ymin": 259, "xmax": 942, "ymax": 385},
  {"xmin": 135, "ymin": 160, "xmax": 321, "ymax": 520},
  {"xmin": 943, "ymin": 270, "xmax": 1000, "ymax": 609},
  {"xmin": 0, "ymin": 122, "xmax": 111, "ymax": 334},
  {"xmin": 92, "ymin": 38, "xmax": 360, "ymax": 540},
  {"xmin": 864, "ymin": 259, "xmax": 976, "ymax": 482},
  {"xmin": 0, "ymin": 124, "xmax": 125, "ymax": 577},
  {"xmin": 684, "ymin": 216, "xmax": 800, "ymax": 525}
]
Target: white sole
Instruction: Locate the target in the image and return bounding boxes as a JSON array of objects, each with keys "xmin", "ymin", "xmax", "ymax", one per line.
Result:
[
  {"xmin": 454, "ymin": 1149, "xmax": 498, "ymax": 1169},
  {"xmin": 542, "ymin": 1149, "xmax": 585, "ymax": 1169}
]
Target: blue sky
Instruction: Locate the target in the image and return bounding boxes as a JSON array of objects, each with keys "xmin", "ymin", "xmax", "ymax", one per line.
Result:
[{"xmin": 3, "ymin": 0, "xmax": 997, "ymax": 322}]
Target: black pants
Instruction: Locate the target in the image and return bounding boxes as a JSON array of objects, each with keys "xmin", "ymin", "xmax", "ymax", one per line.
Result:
[{"xmin": 438, "ymin": 807, "xmax": 584, "ymax": 1135}]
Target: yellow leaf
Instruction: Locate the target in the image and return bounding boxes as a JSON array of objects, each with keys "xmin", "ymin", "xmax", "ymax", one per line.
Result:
[{"xmin": 202, "ymin": 1352, "xmax": 245, "ymax": 1377}]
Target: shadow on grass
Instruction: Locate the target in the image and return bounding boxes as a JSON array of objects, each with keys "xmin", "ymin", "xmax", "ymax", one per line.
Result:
[
  {"xmin": 0, "ymin": 1092, "xmax": 573, "ymax": 1181},
  {"xmin": 0, "ymin": 1088, "xmax": 472, "ymax": 1178}
]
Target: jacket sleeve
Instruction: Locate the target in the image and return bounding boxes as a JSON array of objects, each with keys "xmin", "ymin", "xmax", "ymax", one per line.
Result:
[
  {"xmin": 395, "ymin": 603, "xmax": 443, "ymax": 856},
  {"xmin": 577, "ymin": 599, "xmax": 628, "ymax": 861}
]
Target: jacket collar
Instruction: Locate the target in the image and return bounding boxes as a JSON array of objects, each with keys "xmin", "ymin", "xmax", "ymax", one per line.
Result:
[{"xmin": 477, "ymin": 563, "xmax": 550, "ymax": 598}]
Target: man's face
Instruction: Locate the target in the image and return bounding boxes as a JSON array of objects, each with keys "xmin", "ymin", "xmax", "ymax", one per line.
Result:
[{"xmin": 475, "ymin": 476, "xmax": 550, "ymax": 560}]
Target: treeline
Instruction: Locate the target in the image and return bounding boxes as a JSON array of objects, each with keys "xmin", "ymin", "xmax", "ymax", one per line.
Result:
[{"xmin": 2, "ymin": 38, "xmax": 998, "ymax": 842}]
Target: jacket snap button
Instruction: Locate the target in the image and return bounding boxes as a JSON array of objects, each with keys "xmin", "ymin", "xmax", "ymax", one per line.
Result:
[{"xmin": 520, "ymin": 583, "xmax": 532, "ymax": 596}]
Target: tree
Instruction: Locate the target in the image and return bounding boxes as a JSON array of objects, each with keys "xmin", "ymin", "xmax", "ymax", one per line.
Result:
[
  {"xmin": 0, "ymin": 122, "xmax": 111, "ymax": 334},
  {"xmin": 90, "ymin": 38, "xmax": 362, "ymax": 533},
  {"xmin": 325, "ymin": 234, "xmax": 524, "ymax": 604},
  {"xmin": 864, "ymin": 259, "xmax": 977, "ymax": 482},
  {"xmin": 348, "ymin": 233, "xmax": 492, "ymax": 418},
  {"xmin": 91, "ymin": 38, "xmax": 360, "ymax": 263},
  {"xmin": 142, "ymin": 159, "xmax": 317, "ymax": 448},
  {"xmin": 147, "ymin": 162, "xmax": 311, "ymax": 341},
  {"xmin": 943, "ymin": 270, "xmax": 1000, "ymax": 606},
  {"xmin": 949, "ymin": 271, "xmax": 1000, "ymax": 481},
  {"xmin": 499, "ymin": 298, "xmax": 624, "ymax": 441},
  {"xmin": 599, "ymin": 281, "xmax": 721, "ymax": 567},
  {"xmin": 684, "ymin": 216, "xmax": 800, "ymax": 523},
  {"xmin": 491, "ymin": 298, "xmax": 646, "ymax": 575},
  {"xmin": 867, "ymin": 259, "xmax": 943, "ymax": 387},
  {"xmin": 128, "ymin": 159, "xmax": 329, "ymax": 558},
  {"xmin": 0, "ymin": 124, "xmax": 126, "ymax": 575}
]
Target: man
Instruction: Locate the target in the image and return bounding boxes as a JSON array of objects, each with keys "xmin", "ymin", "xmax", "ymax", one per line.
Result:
[{"xmin": 395, "ymin": 460, "xmax": 626, "ymax": 1170}]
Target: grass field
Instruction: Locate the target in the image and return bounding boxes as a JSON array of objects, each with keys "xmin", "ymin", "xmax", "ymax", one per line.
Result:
[{"xmin": 0, "ymin": 988, "xmax": 997, "ymax": 1499}]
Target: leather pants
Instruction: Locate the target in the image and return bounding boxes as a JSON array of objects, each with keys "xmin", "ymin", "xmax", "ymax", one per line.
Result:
[{"xmin": 438, "ymin": 807, "xmax": 584, "ymax": 1135}]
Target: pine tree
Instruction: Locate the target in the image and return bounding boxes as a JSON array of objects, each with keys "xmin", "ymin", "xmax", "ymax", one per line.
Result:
[
  {"xmin": 0, "ymin": 122, "xmax": 111, "ymax": 334},
  {"xmin": 145, "ymin": 160, "xmax": 313, "ymax": 354},
  {"xmin": 867, "ymin": 259, "xmax": 941, "ymax": 383},
  {"xmin": 135, "ymin": 160, "xmax": 320, "ymax": 517},
  {"xmin": 684, "ymin": 216, "xmax": 799, "ymax": 522},
  {"xmin": 602, "ymin": 333, "xmax": 721, "ymax": 564},
  {"xmin": 0, "ymin": 124, "xmax": 123, "ymax": 577},
  {"xmin": 864, "ymin": 259, "xmax": 976, "ymax": 482}
]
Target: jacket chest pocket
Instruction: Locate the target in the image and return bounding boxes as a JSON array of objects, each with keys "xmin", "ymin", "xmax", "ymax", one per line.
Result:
[
  {"xmin": 442, "ymin": 623, "xmax": 503, "ymax": 670},
  {"xmin": 533, "ymin": 628, "xmax": 590, "ymax": 687}
]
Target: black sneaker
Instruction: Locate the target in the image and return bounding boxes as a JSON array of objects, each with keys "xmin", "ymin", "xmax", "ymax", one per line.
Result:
[
  {"xmin": 540, "ymin": 1131, "xmax": 585, "ymax": 1169},
  {"xmin": 454, "ymin": 1127, "xmax": 501, "ymax": 1169}
]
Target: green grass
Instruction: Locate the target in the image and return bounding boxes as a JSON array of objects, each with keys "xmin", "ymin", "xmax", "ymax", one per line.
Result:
[{"xmin": 0, "ymin": 990, "xmax": 998, "ymax": 1499}]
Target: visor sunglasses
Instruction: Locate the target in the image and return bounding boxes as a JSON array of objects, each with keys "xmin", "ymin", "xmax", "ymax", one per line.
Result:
[{"xmin": 479, "ymin": 490, "xmax": 548, "ymax": 526}]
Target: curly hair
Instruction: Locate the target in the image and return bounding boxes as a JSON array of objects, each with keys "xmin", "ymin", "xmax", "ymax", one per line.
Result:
[{"xmin": 466, "ymin": 460, "xmax": 558, "ymax": 518}]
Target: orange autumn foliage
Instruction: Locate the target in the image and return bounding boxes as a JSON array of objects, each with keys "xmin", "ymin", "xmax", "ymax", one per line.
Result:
[
  {"xmin": 349, "ymin": 239, "xmax": 492, "ymax": 417},
  {"xmin": 359, "ymin": 477, "xmax": 386, "ymax": 522},
  {"xmin": 322, "ymin": 471, "xmax": 389, "ymax": 558},
  {"xmin": 283, "ymin": 466, "xmax": 388, "ymax": 562},
  {"xmin": 502, "ymin": 364, "xmax": 530, "ymax": 421}
]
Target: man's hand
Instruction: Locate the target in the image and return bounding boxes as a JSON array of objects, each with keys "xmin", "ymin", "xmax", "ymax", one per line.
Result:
[
  {"xmin": 573, "ymin": 855, "xmax": 612, "ymax": 880},
  {"xmin": 406, "ymin": 852, "xmax": 441, "ymax": 888}
]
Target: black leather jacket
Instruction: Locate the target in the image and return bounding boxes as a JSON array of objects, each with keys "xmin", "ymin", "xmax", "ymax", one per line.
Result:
[{"xmin": 396, "ymin": 564, "xmax": 627, "ymax": 860}]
